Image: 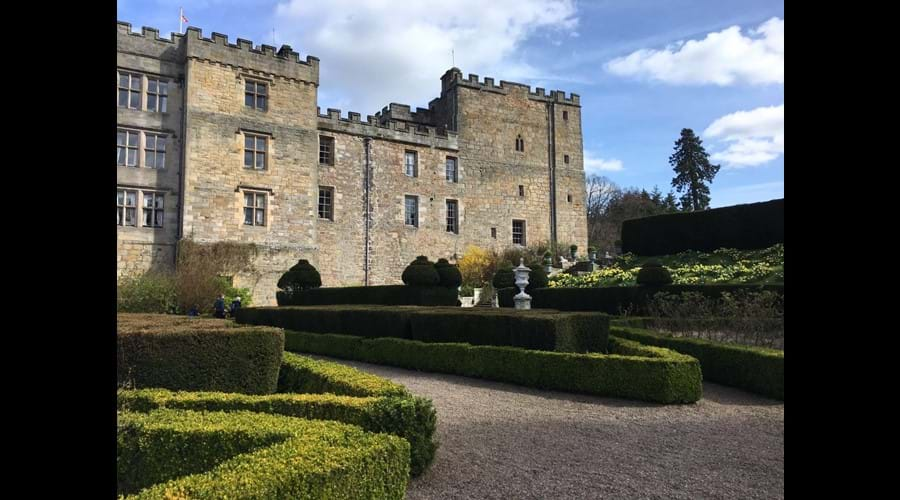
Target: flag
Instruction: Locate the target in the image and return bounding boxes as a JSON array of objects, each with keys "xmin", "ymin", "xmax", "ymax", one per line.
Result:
[{"xmin": 181, "ymin": 13, "xmax": 189, "ymax": 23}]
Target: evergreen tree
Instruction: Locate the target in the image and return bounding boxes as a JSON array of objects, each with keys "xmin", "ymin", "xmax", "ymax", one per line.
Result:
[
  {"xmin": 663, "ymin": 191, "xmax": 679, "ymax": 212},
  {"xmin": 669, "ymin": 128, "xmax": 720, "ymax": 211}
]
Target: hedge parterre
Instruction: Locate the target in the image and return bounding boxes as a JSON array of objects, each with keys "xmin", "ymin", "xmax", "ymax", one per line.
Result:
[
  {"xmin": 117, "ymin": 409, "xmax": 409, "ymax": 499},
  {"xmin": 610, "ymin": 325, "xmax": 784, "ymax": 400},
  {"xmin": 117, "ymin": 313, "xmax": 284, "ymax": 394},
  {"xmin": 281, "ymin": 330, "xmax": 702, "ymax": 404},
  {"xmin": 118, "ymin": 385, "xmax": 438, "ymax": 477},
  {"xmin": 237, "ymin": 305, "xmax": 609, "ymax": 354}
]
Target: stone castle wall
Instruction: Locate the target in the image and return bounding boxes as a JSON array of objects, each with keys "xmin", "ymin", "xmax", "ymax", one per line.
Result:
[{"xmin": 117, "ymin": 23, "xmax": 588, "ymax": 305}]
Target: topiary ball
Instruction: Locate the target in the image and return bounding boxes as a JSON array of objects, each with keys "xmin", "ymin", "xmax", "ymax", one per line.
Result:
[
  {"xmin": 492, "ymin": 264, "xmax": 516, "ymax": 290},
  {"xmin": 277, "ymin": 259, "xmax": 322, "ymax": 293},
  {"xmin": 402, "ymin": 256, "xmax": 440, "ymax": 286},
  {"xmin": 526, "ymin": 264, "xmax": 548, "ymax": 293},
  {"xmin": 636, "ymin": 261, "xmax": 672, "ymax": 286},
  {"xmin": 434, "ymin": 258, "xmax": 463, "ymax": 288}
]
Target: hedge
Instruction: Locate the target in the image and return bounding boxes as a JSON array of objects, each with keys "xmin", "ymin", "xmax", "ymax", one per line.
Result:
[
  {"xmin": 117, "ymin": 313, "xmax": 284, "ymax": 394},
  {"xmin": 278, "ymin": 351, "xmax": 409, "ymax": 397},
  {"xmin": 117, "ymin": 409, "xmax": 409, "ymax": 499},
  {"xmin": 611, "ymin": 325, "xmax": 783, "ymax": 400},
  {"xmin": 117, "ymin": 388, "xmax": 438, "ymax": 476},
  {"xmin": 499, "ymin": 284, "xmax": 784, "ymax": 315},
  {"xmin": 282, "ymin": 330, "xmax": 701, "ymax": 404},
  {"xmin": 277, "ymin": 285, "xmax": 459, "ymax": 306},
  {"xmin": 237, "ymin": 306, "xmax": 609, "ymax": 353},
  {"xmin": 622, "ymin": 198, "xmax": 784, "ymax": 255}
]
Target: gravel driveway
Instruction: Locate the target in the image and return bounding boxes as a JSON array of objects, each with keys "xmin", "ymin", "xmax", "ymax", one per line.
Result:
[{"xmin": 309, "ymin": 355, "xmax": 784, "ymax": 500}]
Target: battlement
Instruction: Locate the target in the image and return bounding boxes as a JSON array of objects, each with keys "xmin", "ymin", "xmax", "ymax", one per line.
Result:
[
  {"xmin": 317, "ymin": 107, "xmax": 458, "ymax": 150},
  {"xmin": 440, "ymin": 68, "xmax": 580, "ymax": 106},
  {"xmin": 374, "ymin": 103, "xmax": 433, "ymax": 126},
  {"xmin": 117, "ymin": 21, "xmax": 319, "ymax": 84}
]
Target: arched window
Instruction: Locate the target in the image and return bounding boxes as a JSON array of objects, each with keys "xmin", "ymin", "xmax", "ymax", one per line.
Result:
[{"xmin": 515, "ymin": 134, "xmax": 524, "ymax": 152}]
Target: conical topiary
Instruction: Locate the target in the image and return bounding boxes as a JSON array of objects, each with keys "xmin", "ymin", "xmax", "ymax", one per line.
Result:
[
  {"xmin": 492, "ymin": 263, "xmax": 516, "ymax": 290},
  {"xmin": 402, "ymin": 256, "xmax": 441, "ymax": 286},
  {"xmin": 277, "ymin": 259, "xmax": 322, "ymax": 293},
  {"xmin": 434, "ymin": 258, "xmax": 462, "ymax": 288},
  {"xmin": 526, "ymin": 264, "xmax": 548, "ymax": 293},
  {"xmin": 636, "ymin": 261, "xmax": 673, "ymax": 286}
]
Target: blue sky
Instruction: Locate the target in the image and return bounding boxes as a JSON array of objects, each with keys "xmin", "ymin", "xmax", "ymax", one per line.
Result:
[{"xmin": 118, "ymin": 0, "xmax": 784, "ymax": 208}]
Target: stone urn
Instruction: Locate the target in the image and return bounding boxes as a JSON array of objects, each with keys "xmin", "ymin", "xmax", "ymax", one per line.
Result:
[{"xmin": 473, "ymin": 287, "xmax": 483, "ymax": 304}]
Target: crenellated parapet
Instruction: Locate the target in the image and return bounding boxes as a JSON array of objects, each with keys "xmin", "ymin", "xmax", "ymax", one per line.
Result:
[
  {"xmin": 440, "ymin": 67, "xmax": 580, "ymax": 106},
  {"xmin": 117, "ymin": 21, "xmax": 319, "ymax": 84},
  {"xmin": 317, "ymin": 107, "xmax": 458, "ymax": 150},
  {"xmin": 374, "ymin": 103, "xmax": 433, "ymax": 126}
]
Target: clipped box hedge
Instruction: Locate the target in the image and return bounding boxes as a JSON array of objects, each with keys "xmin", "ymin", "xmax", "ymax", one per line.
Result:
[
  {"xmin": 281, "ymin": 330, "xmax": 701, "ymax": 404},
  {"xmin": 499, "ymin": 284, "xmax": 784, "ymax": 315},
  {"xmin": 278, "ymin": 351, "xmax": 409, "ymax": 398},
  {"xmin": 277, "ymin": 285, "xmax": 459, "ymax": 306},
  {"xmin": 117, "ymin": 409, "xmax": 409, "ymax": 499},
  {"xmin": 118, "ymin": 387, "xmax": 438, "ymax": 477},
  {"xmin": 117, "ymin": 313, "xmax": 284, "ymax": 394},
  {"xmin": 621, "ymin": 198, "xmax": 784, "ymax": 255},
  {"xmin": 237, "ymin": 306, "xmax": 609, "ymax": 354},
  {"xmin": 611, "ymin": 325, "xmax": 783, "ymax": 400}
]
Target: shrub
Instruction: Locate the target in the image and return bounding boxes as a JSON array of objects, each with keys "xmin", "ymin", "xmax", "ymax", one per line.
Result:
[
  {"xmin": 283, "ymin": 331, "xmax": 701, "ymax": 404},
  {"xmin": 118, "ymin": 386, "xmax": 438, "ymax": 476},
  {"xmin": 492, "ymin": 263, "xmax": 516, "ymax": 289},
  {"xmin": 401, "ymin": 256, "xmax": 440, "ymax": 286},
  {"xmin": 526, "ymin": 264, "xmax": 548, "ymax": 293},
  {"xmin": 277, "ymin": 284, "xmax": 458, "ymax": 306},
  {"xmin": 510, "ymin": 284, "xmax": 783, "ymax": 315},
  {"xmin": 174, "ymin": 240, "xmax": 258, "ymax": 314},
  {"xmin": 458, "ymin": 245, "xmax": 494, "ymax": 287},
  {"xmin": 278, "ymin": 352, "xmax": 408, "ymax": 397},
  {"xmin": 611, "ymin": 325, "xmax": 783, "ymax": 400},
  {"xmin": 117, "ymin": 272, "xmax": 178, "ymax": 313},
  {"xmin": 622, "ymin": 198, "xmax": 784, "ymax": 255},
  {"xmin": 277, "ymin": 259, "xmax": 322, "ymax": 297},
  {"xmin": 238, "ymin": 306, "xmax": 609, "ymax": 353},
  {"xmin": 434, "ymin": 258, "xmax": 463, "ymax": 288},
  {"xmin": 636, "ymin": 261, "xmax": 673, "ymax": 285},
  {"xmin": 117, "ymin": 409, "xmax": 409, "ymax": 498},
  {"xmin": 116, "ymin": 313, "xmax": 284, "ymax": 394}
]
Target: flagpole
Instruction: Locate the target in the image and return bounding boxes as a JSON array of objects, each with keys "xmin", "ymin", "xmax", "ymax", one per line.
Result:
[{"xmin": 179, "ymin": 7, "xmax": 183, "ymax": 34}]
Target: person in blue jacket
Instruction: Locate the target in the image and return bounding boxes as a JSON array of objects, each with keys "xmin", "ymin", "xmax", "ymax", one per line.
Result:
[
  {"xmin": 213, "ymin": 294, "xmax": 226, "ymax": 319},
  {"xmin": 229, "ymin": 296, "xmax": 242, "ymax": 317}
]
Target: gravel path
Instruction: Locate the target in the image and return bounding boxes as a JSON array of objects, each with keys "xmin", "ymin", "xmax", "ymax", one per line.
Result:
[{"xmin": 310, "ymin": 355, "xmax": 784, "ymax": 500}]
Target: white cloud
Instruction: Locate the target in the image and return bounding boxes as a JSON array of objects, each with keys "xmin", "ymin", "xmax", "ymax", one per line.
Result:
[
  {"xmin": 272, "ymin": 0, "xmax": 578, "ymax": 114},
  {"xmin": 605, "ymin": 17, "xmax": 783, "ymax": 85},
  {"xmin": 584, "ymin": 151, "xmax": 623, "ymax": 173},
  {"xmin": 704, "ymin": 104, "xmax": 784, "ymax": 167}
]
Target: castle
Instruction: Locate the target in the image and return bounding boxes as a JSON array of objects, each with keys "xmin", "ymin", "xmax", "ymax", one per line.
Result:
[{"xmin": 117, "ymin": 22, "xmax": 588, "ymax": 305}]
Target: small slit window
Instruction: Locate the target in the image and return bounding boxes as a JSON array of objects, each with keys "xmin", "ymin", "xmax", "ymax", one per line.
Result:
[{"xmin": 515, "ymin": 134, "xmax": 524, "ymax": 152}]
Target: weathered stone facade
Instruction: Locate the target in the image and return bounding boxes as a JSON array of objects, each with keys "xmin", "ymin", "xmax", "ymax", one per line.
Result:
[{"xmin": 117, "ymin": 22, "xmax": 587, "ymax": 305}]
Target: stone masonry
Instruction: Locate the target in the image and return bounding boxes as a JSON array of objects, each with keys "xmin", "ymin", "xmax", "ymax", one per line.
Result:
[{"xmin": 117, "ymin": 22, "xmax": 588, "ymax": 305}]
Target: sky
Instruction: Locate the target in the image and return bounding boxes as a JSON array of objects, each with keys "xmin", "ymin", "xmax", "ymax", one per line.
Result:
[{"xmin": 118, "ymin": 0, "xmax": 784, "ymax": 208}]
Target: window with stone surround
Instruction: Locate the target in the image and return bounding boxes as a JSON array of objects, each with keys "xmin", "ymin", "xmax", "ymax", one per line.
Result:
[
  {"xmin": 147, "ymin": 78, "xmax": 168, "ymax": 113},
  {"xmin": 405, "ymin": 195, "xmax": 418, "ymax": 227},
  {"xmin": 319, "ymin": 136, "xmax": 334, "ymax": 165},
  {"xmin": 243, "ymin": 192, "xmax": 267, "ymax": 226},
  {"xmin": 491, "ymin": 227, "xmax": 497, "ymax": 239},
  {"xmin": 142, "ymin": 192, "xmax": 165, "ymax": 228},
  {"xmin": 117, "ymin": 129, "xmax": 140, "ymax": 167},
  {"xmin": 563, "ymin": 110, "xmax": 568, "ymax": 121},
  {"xmin": 245, "ymin": 80, "xmax": 268, "ymax": 111},
  {"xmin": 118, "ymin": 72, "xmax": 142, "ymax": 109},
  {"xmin": 567, "ymin": 193, "xmax": 573, "ymax": 203},
  {"xmin": 318, "ymin": 186, "xmax": 334, "ymax": 220},
  {"xmin": 515, "ymin": 134, "xmax": 524, "ymax": 152},
  {"xmin": 144, "ymin": 134, "xmax": 167, "ymax": 169},
  {"xmin": 518, "ymin": 185, "xmax": 525, "ymax": 197},
  {"xmin": 405, "ymin": 151, "xmax": 418, "ymax": 177},
  {"xmin": 446, "ymin": 156, "xmax": 458, "ymax": 182},
  {"xmin": 512, "ymin": 219, "xmax": 526, "ymax": 246},
  {"xmin": 117, "ymin": 189, "xmax": 137, "ymax": 226},
  {"xmin": 564, "ymin": 154, "xmax": 570, "ymax": 164},
  {"xmin": 244, "ymin": 134, "xmax": 268, "ymax": 170},
  {"xmin": 446, "ymin": 199, "xmax": 458, "ymax": 234}
]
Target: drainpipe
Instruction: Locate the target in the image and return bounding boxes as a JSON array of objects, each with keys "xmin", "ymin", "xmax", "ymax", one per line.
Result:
[
  {"xmin": 364, "ymin": 137, "xmax": 372, "ymax": 286},
  {"xmin": 175, "ymin": 58, "xmax": 190, "ymax": 267},
  {"xmin": 547, "ymin": 101, "xmax": 558, "ymax": 257}
]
